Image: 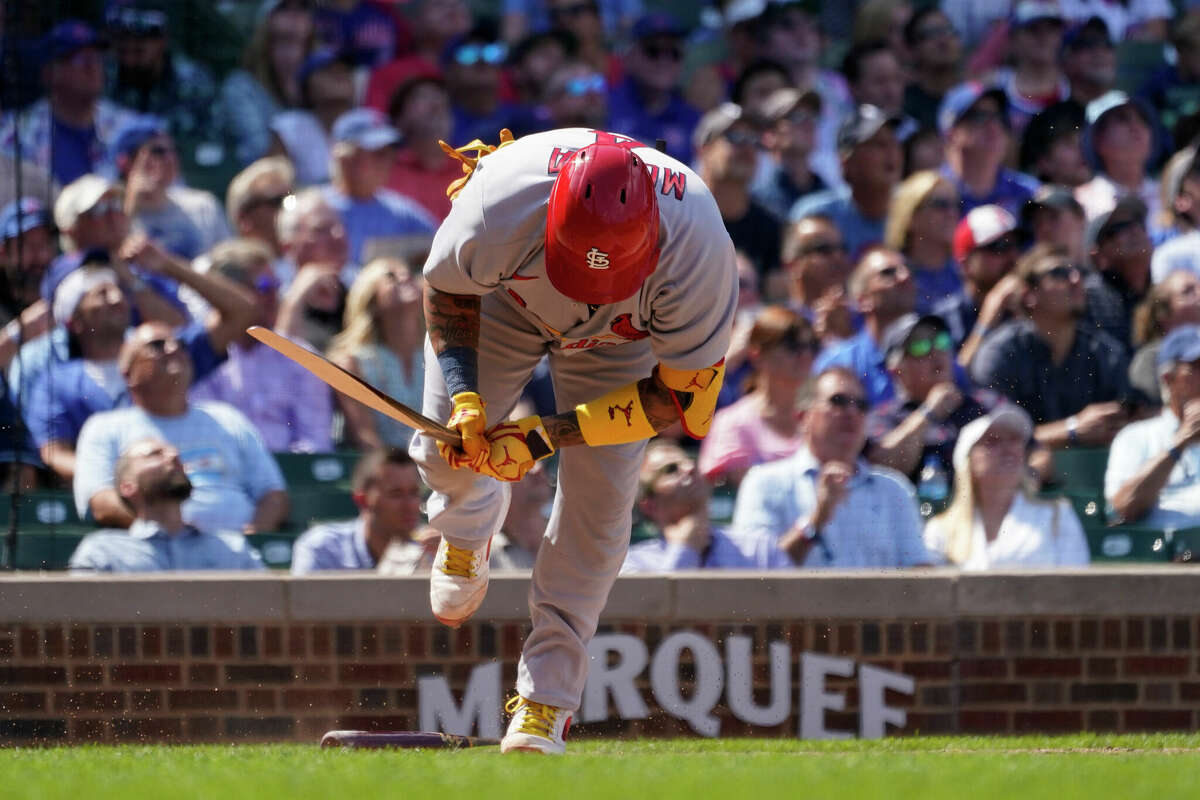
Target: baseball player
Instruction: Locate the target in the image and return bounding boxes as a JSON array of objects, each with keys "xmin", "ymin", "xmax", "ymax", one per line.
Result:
[{"xmin": 412, "ymin": 127, "xmax": 737, "ymax": 754}]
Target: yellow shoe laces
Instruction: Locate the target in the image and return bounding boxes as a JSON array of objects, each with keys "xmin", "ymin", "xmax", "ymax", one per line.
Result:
[
  {"xmin": 505, "ymin": 696, "xmax": 557, "ymax": 739},
  {"xmin": 439, "ymin": 129, "xmax": 517, "ymax": 201},
  {"xmin": 440, "ymin": 542, "xmax": 477, "ymax": 579}
]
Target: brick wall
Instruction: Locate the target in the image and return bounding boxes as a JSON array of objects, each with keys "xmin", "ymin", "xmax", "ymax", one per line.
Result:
[{"xmin": 2, "ymin": 570, "xmax": 1200, "ymax": 743}]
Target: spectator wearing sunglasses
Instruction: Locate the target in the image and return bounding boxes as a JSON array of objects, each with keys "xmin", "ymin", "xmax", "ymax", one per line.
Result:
[
  {"xmin": 699, "ymin": 307, "xmax": 817, "ymax": 487},
  {"xmin": 789, "ymin": 105, "xmax": 902, "ymax": 260},
  {"xmin": 0, "ymin": 20, "xmax": 138, "ymax": 186},
  {"xmin": 386, "ymin": 77, "xmax": 464, "ymax": 223},
  {"xmin": 112, "ymin": 117, "xmax": 232, "ymax": 262},
  {"xmin": 694, "ymin": 103, "xmax": 780, "ymax": 277},
  {"xmin": 866, "ymin": 313, "xmax": 1002, "ymax": 486},
  {"xmin": 731, "ymin": 366, "xmax": 932, "ymax": 569},
  {"xmin": 222, "ymin": 156, "xmax": 296, "ymax": 288},
  {"xmin": 778, "ymin": 215, "xmax": 857, "ymax": 345},
  {"xmin": 443, "ymin": 28, "xmax": 525, "ymax": 147},
  {"xmin": 971, "ymin": 243, "xmax": 1131, "ymax": 449},
  {"xmin": 74, "ymin": 321, "xmax": 289, "ymax": 533},
  {"xmin": 535, "ymin": 62, "xmax": 609, "ymax": 132},
  {"xmin": 813, "ymin": 247, "xmax": 917, "ymax": 406},
  {"xmin": 623, "ymin": 440, "xmax": 757, "ymax": 573},
  {"xmin": 1081, "ymin": 196, "xmax": 1152, "ymax": 352},
  {"xmin": 938, "ymin": 82, "xmax": 1040, "ymax": 218},
  {"xmin": 607, "ymin": 13, "xmax": 700, "ymax": 164},
  {"xmin": 1074, "ymin": 91, "xmax": 1164, "ymax": 240},
  {"xmin": 902, "ymin": 8, "xmax": 963, "ymax": 132},
  {"xmin": 104, "ymin": 2, "xmax": 218, "ymax": 156},
  {"xmin": 936, "ymin": 204, "xmax": 1025, "ymax": 368},
  {"xmin": 190, "ymin": 239, "xmax": 333, "ymax": 454},
  {"xmin": 885, "ymin": 170, "xmax": 963, "ymax": 313},
  {"xmin": 752, "ymin": 88, "xmax": 827, "ymax": 224},
  {"xmin": 24, "ymin": 241, "xmax": 256, "ymax": 483}
]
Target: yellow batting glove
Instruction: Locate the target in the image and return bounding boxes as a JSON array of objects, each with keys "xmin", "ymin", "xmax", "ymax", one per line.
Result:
[
  {"xmin": 476, "ymin": 416, "xmax": 556, "ymax": 483},
  {"xmin": 438, "ymin": 391, "xmax": 488, "ymax": 470}
]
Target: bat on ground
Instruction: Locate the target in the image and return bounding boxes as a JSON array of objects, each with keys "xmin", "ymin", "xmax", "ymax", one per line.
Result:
[
  {"xmin": 320, "ymin": 730, "xmax": 500, "ymax": 749},
  {"xmin": 246, "ymin": 326, "xmax": 462, "ymax": 447}
]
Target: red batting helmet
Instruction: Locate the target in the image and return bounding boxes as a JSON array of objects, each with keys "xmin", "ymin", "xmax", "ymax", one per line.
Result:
[{"xmin": 544, "ymin": 142, "xmax": 661, "ymax": 305}]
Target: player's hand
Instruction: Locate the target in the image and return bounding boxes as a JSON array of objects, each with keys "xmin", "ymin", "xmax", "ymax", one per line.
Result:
[
  {"xmin": 438, "ymin": 391, "xmax": 488, "ymax": 469},
  {"xmin": 475, "ymin": 415, "xmax": 556, "ymax": 483}
]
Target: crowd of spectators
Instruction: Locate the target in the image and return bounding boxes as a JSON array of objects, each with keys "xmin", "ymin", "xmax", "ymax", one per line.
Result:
[{"xmin": 6, "ymin": 0, "xmax": 1200, "ymax": 574}]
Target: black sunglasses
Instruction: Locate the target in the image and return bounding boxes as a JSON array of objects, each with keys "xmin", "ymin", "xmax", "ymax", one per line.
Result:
[
  {"xmin": 798, "ymin": 240, "xmax": 847, "ymax": 258},
  {"xmin": 641, "ymin": 42, "xmax": 683, "ymax": 61},
  {"xmin": 246, "ymin": 193, "xmax": 289, "ymax": 212},
  {"xmin": 1035, "ymin": 264, "xmax": 1081, "ymax": 283},
  {"xmin": 826, "ymin": 392, "xmax": 869, "ymax": 412},
  {"xmin": 979, "ymin": 236, "xmax": 1019, "ymax": 255},
  {"xmin": 723, "ymin": 129, "xmax": 760, "ymax": 148}
]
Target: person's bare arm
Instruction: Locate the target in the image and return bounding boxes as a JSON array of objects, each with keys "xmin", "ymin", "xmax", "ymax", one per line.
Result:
[
  {"xmin": 89, "ymin": 488, "xmax": 135, "ymax": 528},
  {"xmin": 1110, "ymin": 403, "xmax": 1200, "ymax": 523},
  {"xmin": 777, "ymin": 461, "xmax": 852, "ymax": 565},
  {"xmin": 1033, "ymin": 402, "xmax": 1127, "ymax": 450},
  {"xmin": 0, "ymin": 300, "xmax": 51, "ymax": 370},
  {"xmin": 38, "ymin": 440, "xmax": 76, "ymax": 482},
  {"xmin": 869, "ymin": 385, "xmax": 962, "ymax": 476},
  {"xmin": 112, "ymin": 236, "xmax": 187, "ymax": 327},
  {"xmin": 541, "ymin": 370, "xmax": 682, "ymax": 449},
  {"xmin": 246, "ymin": 489, "xmax": 290, "ymax": 535}
]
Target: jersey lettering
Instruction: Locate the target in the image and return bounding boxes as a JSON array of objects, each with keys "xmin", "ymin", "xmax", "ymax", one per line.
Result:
[
  {"xmin": 660, "ymin": 168, "xmax": 686, "ymax": 201},
  {"xmin": 545, "ymin": 134, "xmax": 687, "ymax": 200},
  {"xmin": 547, "ymin": 147, "xmax": 575, "ymax": 174}
]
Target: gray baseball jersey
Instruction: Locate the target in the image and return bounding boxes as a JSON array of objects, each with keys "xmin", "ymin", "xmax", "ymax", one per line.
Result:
[
  {"xmin": 423, "ymin": 127, "xmax": 737, "ymax": 371},
  {"xmin": 412, "ymin": 128, "xmax": 737, "ymax": 715}
]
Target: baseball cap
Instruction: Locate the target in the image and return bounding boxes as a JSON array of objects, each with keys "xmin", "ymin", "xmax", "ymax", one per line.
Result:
[
  {"xmin": 952, "ymin": 406, "xmax": 1034, "ymax": 475},
  {"xmin": 631, "ymin": 12, "xmax": 687, "ymax": 40},
  {"xmin": 953, "ymin": 205, "xmax": 1019, "ymax": 262},
  {"xmin": 53, "ymin": 264, "xmax": 120, "ymax": 326},
  {"xmin": 53, "ymin": 174, "xmax": 120, "ymax": 233},
  {"xmin": 761, "ymin": 87, "xmax": 822, "ymax": 122},
  {"xmin": 40, "ymin": 248, "xmax": 112, "ymax": 306},
  {"xmin": 693, "ymin": 102, "xmax": 747, "ymax": 151},
  {"xmin": 880, "ymin": 312, "xmax": 951, "ymax": 362},
  {"xmin": 41, "ymin": 19, "xmax": 107, "ymax": 62},
  {"xmin": 1062, "ymin": 16, "xmax": 1111, "ymax": 51},
  {"xmin": 1084, "ymin": 90, "xmax": 1149, "ymax": 128},
  {"xmin": 109, "ymin": 115, "xmax": 169, "ymax": 165},
  {"xmin": 297, "ymin": 49, "xmax": 346, "ymax": 86},
  {"xmin": 1158, "ymin": 325, "xmax": 1200, "ymax": 374},
  {"xmin": 1085, "ymin": 195, "xmax": 1147, "ymax": 252},
  {"xmin": 1163, "ymin": 146, "xmax": 1200, "ymax": 205},
  {"xmin": 1020, "ymin": 183, "xmax": 1085, "ymax": 229},
  {"xmin": 938, "ymin": 81, "xmax": 1007, "ymax": 136},
  {"xmin": 837, "ymin": 104, "xmax": 901, "ymax": 155},
  {"xmin": 1010, "ymin": 0, "xmax": 1064, "ymax": 28},
  {"xmin": 331, "ymin": 108, "xmax": 402, "ymax": 150},
  {"xmin": 1, "ymin": 198, "xmax": 52, "ymax": 242}
]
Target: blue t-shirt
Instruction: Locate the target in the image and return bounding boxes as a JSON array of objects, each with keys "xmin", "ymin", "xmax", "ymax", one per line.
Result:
[
  {"xmin": 73, "ymin": 400, "xmax": 286, "ymax": 531},
  {"xmin": 912, "ymin": 258, "xmax": 964, "ymax": 314},
  {"xmin": 788, "ymin": 186, "xmax": 884, "ymax": 260},
  {"xmin": 606, "ymin": 77, "xmax": 701, "ymax": 165},
  {"xmin": 23, "ymin": 324, "xmax": 223, "ymax": 449},
  {"xmin": 942, "ymin": 164, "xmax": 1039, "ymax": 217},
  {"xmin": 321, "ymin": 186, "xmax": 436, "ymax": 267}
]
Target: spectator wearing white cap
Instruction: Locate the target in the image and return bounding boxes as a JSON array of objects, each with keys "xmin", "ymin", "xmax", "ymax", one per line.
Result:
[
  {"xmin": 924, "ymin": 406, "xmax": 1089, "ymax": 569},
  {"xmin": 1107, "ymin": 325, "xmax": 1200, "ymax": 527},
  {"xmin": 935, "ymin": 204, "xmax": 1024, "ymax": 368},
  {"xmin": 1074, "ymin": 90, "xmax": 1164, "ymax": 239},
  {"xmin": 320, "ymin": 108, "xmax": 436, "ymax": 269}
]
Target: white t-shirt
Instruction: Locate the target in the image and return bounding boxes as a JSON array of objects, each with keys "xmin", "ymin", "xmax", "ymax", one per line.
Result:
[
  {"xmin": 1106, "ymin": 408, "xmax": 1200, "ymax": 528},
  {"xmin": 423, "ymin": 128, "xmax": 738, "ymax": 371},
  {"xmin": 924, "ymin": 492, "xmax": 1090, "ymax": 570}
]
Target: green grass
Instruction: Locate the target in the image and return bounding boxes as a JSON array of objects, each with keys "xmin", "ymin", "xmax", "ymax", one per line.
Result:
[{"xmin": 2, "ymin": 735, "xmax": 1199, "ymax": 799}]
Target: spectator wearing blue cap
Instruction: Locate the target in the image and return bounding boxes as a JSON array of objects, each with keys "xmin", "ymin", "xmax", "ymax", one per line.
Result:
[
  {"xmin": 902, "ymin": 7, "xmax": 963, "ymax": 131},
  {"xmin": 0, "ymin": 20, "xmax": 138, "ymax": 186},
  {"xmin": 938, "ymin": 82, "xmax": 1040, "ymax": 217},
  {"xmin": 0, "ymin": 199, "xmax": 56, "ymax": 326},
  {"xmin": 790, "ymin": 104, "xmax": 903, "ymax": 259},
  {"xmin": 216, "ymin": 1, "xmax": 317, "ymax": 167},
  {"xmin": 606, "ymin": 12, "xmax": 700, "ymax": 163},
  {"xmin": 112, "ymin": 117, "xmax": 231, "ymax": 261},
  {"xmin": 320, "ymin": 108, "xmax": 436, "ymax": 270},
  {"xmin": 1107, "ymin": 324, "xmax": 1200, "ymax": 528},
  {"xmin": 1074, "ymin": 90, "xmax": 1164, "ymax": 240},
  {"xmin": 104, "ymin": 1, "xmax": 218, "ymax": 152},
  {"xmin": 269, "ymin": 50, "xmax": 356, "ymax": 186}
]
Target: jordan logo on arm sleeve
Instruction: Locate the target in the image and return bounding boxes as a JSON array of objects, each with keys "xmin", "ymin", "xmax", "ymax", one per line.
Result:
[{"xmin": 608, "ymin": 401, "xmax": 635, "ymax": 426}]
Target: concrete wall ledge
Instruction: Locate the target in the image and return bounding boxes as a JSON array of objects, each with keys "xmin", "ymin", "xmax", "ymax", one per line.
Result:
[{"xmin": 0, "ymin": 566, "xmax": 1193, "ymax": 623}]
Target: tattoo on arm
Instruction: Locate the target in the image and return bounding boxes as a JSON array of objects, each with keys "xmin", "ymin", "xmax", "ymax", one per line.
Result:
[
  {"xmin": 424, "ymin": 286, "xmax": 480, "ymax": 354},
  {"xmin": 639, "ymin": 372, "xmax": 685, "ymax": 431},
  {"xmin": 542, "ymin": 411, "xmax": 585, "ymax": 448}
]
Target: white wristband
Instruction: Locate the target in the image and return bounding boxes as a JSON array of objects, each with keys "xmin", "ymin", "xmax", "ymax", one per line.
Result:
[{"xmin": 4, "ymin": 319, "xmax": 21, "ymax": 344}]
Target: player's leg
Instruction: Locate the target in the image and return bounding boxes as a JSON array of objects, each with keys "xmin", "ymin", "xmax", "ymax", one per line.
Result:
[
  {"xmin": 410, "ymin": 296, "xmax": 546, "ymax": 626},
  {"xmin": 501, "ymin": 343, "xmax": 654, "ymax": 753}
]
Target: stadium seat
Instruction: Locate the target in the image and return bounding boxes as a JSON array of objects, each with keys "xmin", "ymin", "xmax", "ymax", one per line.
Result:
[
  {"xmin": 0, "ymin": 491, "xmax": 85, "ymax": 531},
  {"xmin": 275, "ymin": 451, "xmax": 362, "ymax": 488},
  {"xmin": 246, "ymin": 531, "xmax": 301, "ymax": 570},
  {"xmin": 287, "ymin": 488, "xmax": 358, "ymax": 529},
  {"xmin": 1085, "ymin": 524, "xmax": 1172, "ymax": 562},
  {"xmin": 1052, "ymin": 447, "xmax": 1109, "ymax": 495},
  {"xmin": 1, "ymin": 529, "xmax": 89, "ymax": 570}
]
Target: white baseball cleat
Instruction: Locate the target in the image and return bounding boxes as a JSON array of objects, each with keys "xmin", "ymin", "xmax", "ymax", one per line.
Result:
[
  {"xmin": 430, "ymin": 537, "xmax": 491, "ymax": 628},
  {"xmin": 500, "ymin": 696, "xmax": 572, "ymax": 755}
]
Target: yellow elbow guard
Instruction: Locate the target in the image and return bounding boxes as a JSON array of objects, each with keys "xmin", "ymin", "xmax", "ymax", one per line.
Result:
[
  {"xmin": 657, "ymin": 360, "xmax": 726, "ymax": 439},
  {"xmin": 576, "ymin": 381, "xmax": 657, "ymax": 446}
]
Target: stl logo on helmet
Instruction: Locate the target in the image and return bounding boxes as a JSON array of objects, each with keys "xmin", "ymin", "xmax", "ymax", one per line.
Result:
[{"xmin": 585, "ymin": 247, "xmax": 611, "ymax": 270}]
